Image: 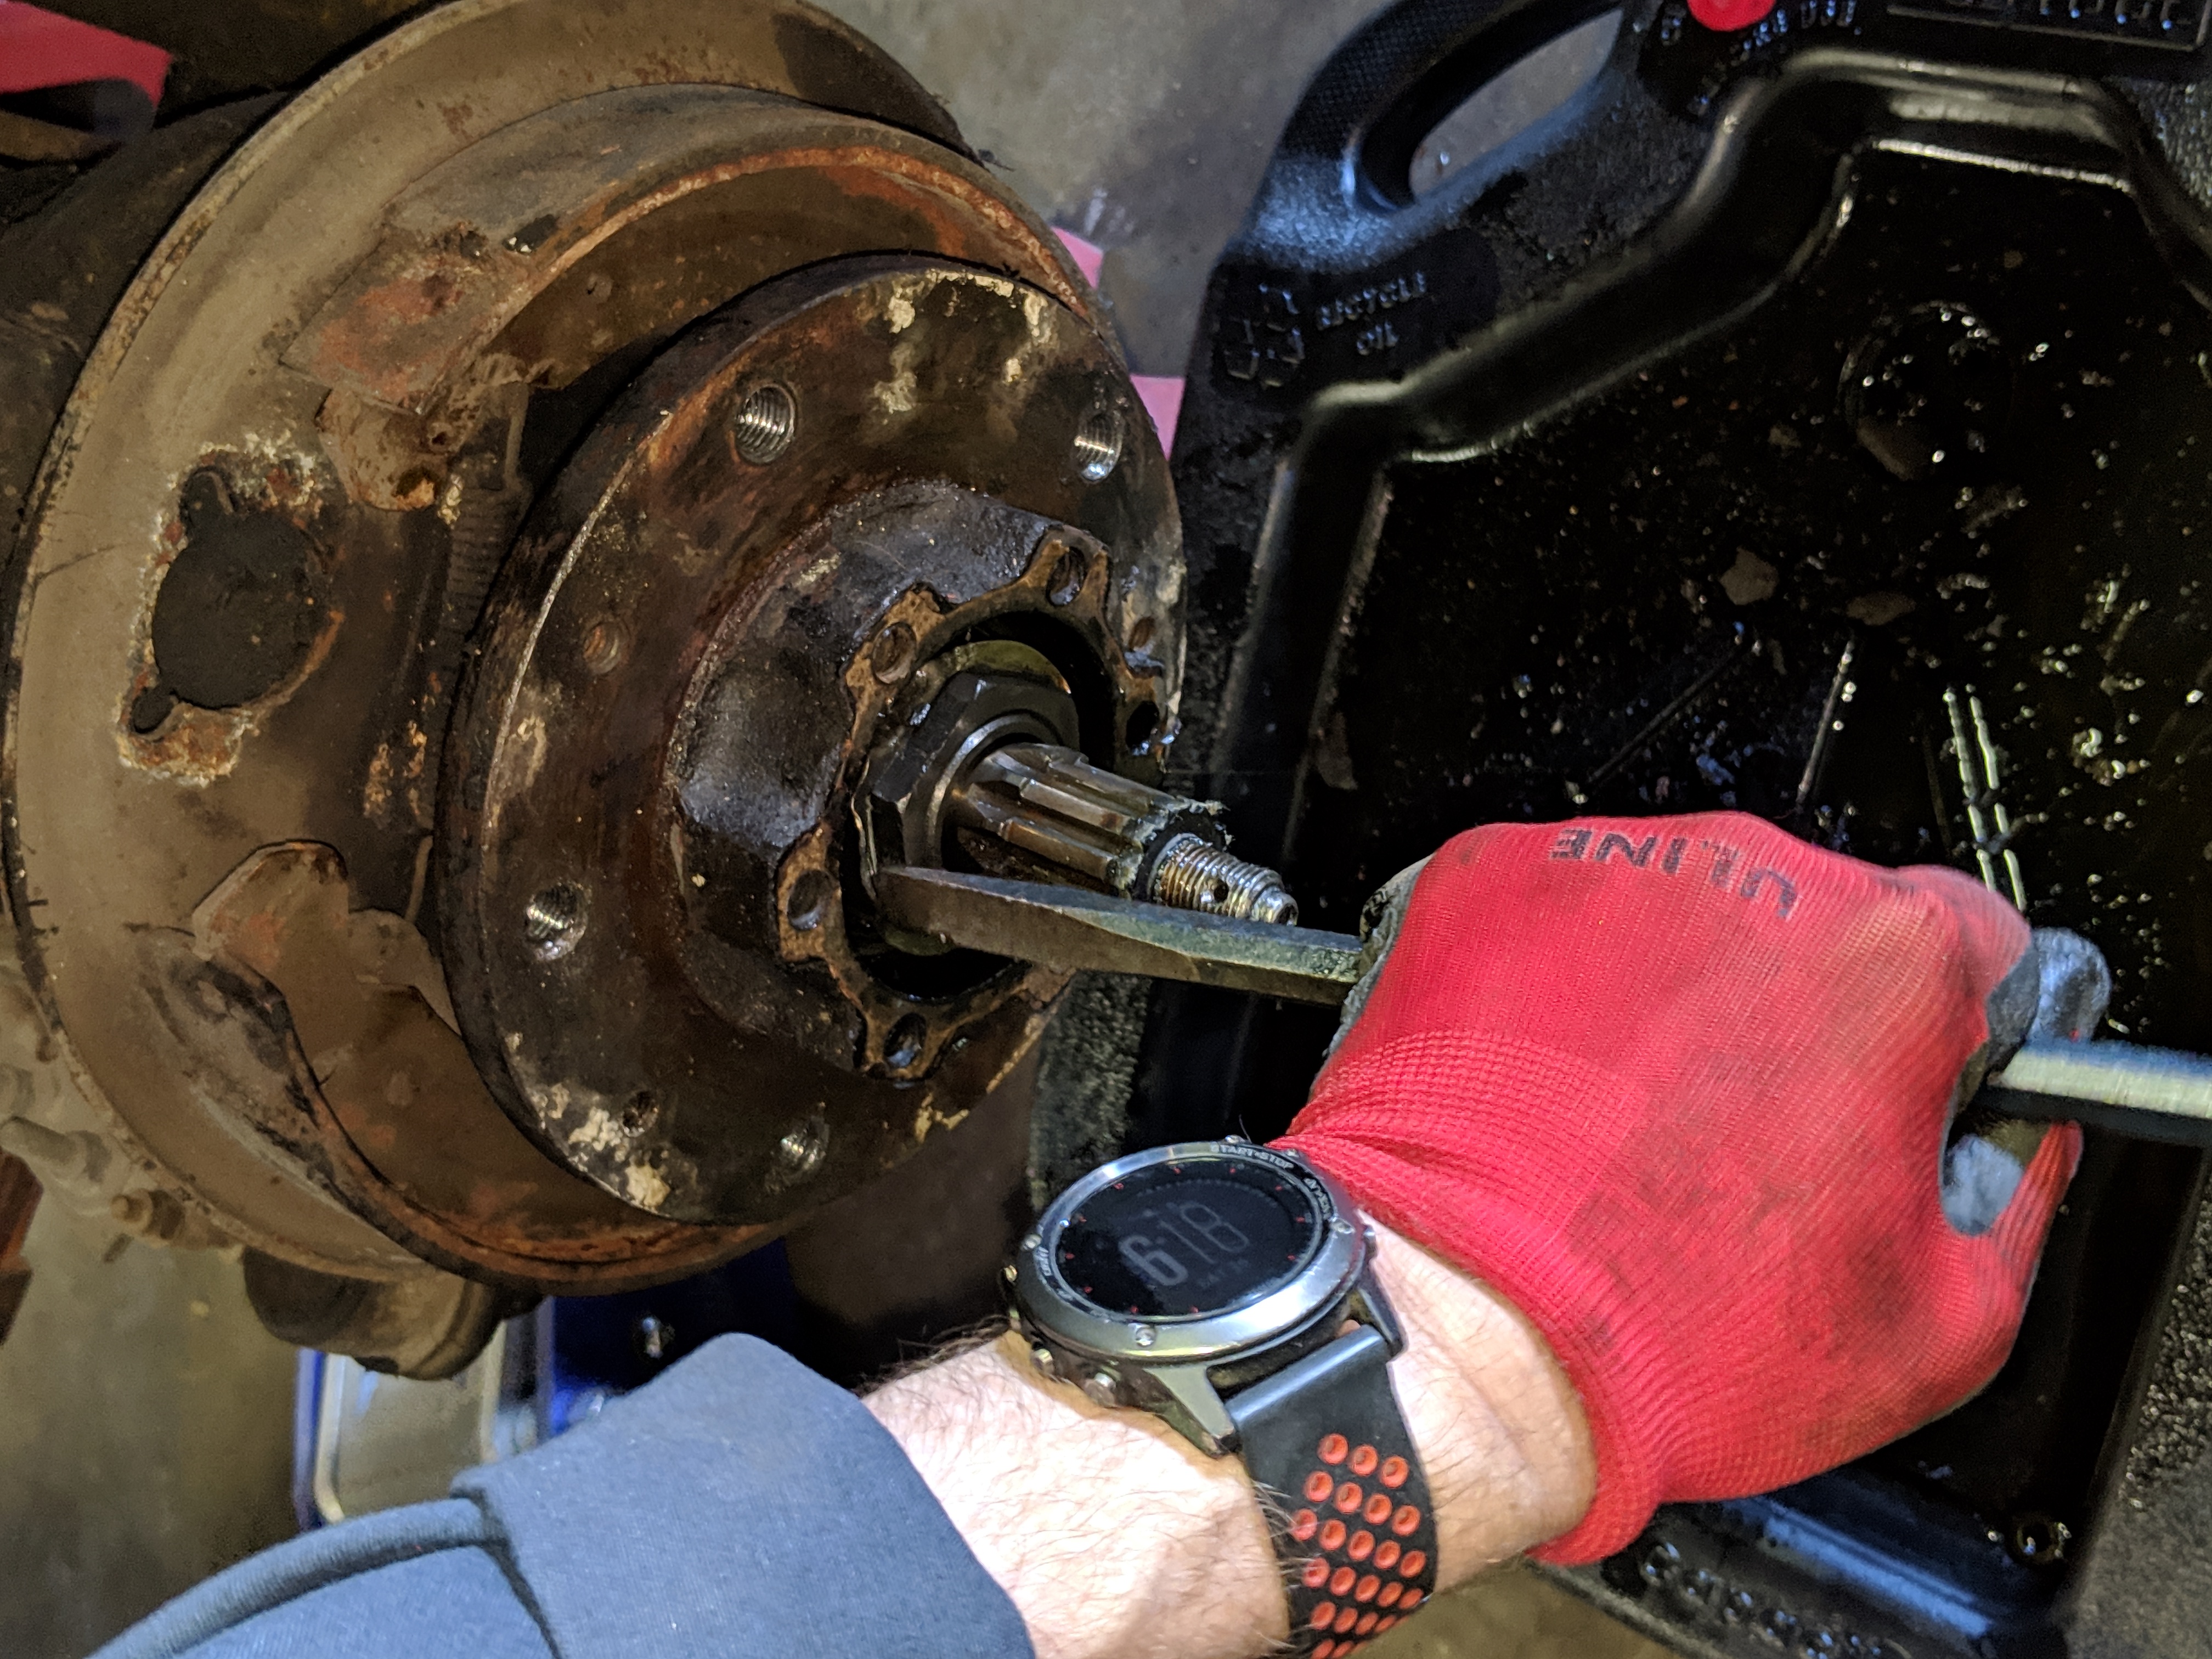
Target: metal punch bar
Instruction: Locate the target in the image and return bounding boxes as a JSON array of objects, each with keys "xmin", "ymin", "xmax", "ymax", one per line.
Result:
[
  {"xmin": 1983, "ymin": 1037, "xmax": 2212, "ymax": 1147},
  {"xmin": 879, "ymin": 867, "xmax": 2212, "ymax": 1145},
  {"xmin": 873, "ymin": 867, "xmax": 1362, "ymax": 1006}
]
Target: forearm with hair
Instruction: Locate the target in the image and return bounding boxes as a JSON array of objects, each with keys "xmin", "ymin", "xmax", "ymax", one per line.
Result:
[{"xmin": 865, "ymin": 1222, "xmax": 1595, "ymax": 1659}]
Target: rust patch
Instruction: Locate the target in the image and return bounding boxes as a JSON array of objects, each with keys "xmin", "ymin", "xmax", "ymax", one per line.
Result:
[
  {"xmin": 362, "ymin": 720, "xmax": 431, "ymax": 828},
  {"xmin": 315, "ymin": 387, "xmax": 443, "ymax": 511},
  {"xmin": 192, "ymin": 842, "xmax": 754, "ymax": 1289},
  {"xmin": 289, "ymin": 91, "xmax": 1083, "ymax": 416}
]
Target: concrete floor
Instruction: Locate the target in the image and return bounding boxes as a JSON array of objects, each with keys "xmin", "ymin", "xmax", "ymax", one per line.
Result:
[
  {"xmin": 2, "ymin": 1202, "xmax": 296, "ymax": 1657},
  {"xmin": 1, "ymin": 3, "xmax": 1673, "ymax": 1655}
]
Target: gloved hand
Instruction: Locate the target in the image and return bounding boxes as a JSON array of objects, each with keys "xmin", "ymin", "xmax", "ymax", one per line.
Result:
[{"xmin": 1277, "ymin": 811, "xmax": 2083, "ymax": 1565}]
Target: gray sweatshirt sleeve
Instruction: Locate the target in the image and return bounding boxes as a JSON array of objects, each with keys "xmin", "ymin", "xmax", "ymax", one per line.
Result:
[{"xmin": 92, "ymin": 1335, "xmax": 1035, "ymax": 1659}]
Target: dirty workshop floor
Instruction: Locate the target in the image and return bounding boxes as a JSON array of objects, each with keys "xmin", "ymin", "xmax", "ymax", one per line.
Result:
[{"xmin": 0, "ymin": 3, "xmax": 1670, "ymax": 1655}]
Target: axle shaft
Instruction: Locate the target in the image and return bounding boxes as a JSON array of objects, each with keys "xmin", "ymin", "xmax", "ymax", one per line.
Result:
[{"xmin": 947, "ymin": 743, "xmax": 1299, "ymax": 924}]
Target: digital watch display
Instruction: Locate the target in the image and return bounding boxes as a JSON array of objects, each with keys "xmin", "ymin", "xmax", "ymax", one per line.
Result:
[
  {"xmin": 1053, "ymin": 1155, "xmax": 1321, "ymax": 1318},
  {"xmin": 1009, "ymin": 1141, "xmax": 1438, "ymax": 1655}
]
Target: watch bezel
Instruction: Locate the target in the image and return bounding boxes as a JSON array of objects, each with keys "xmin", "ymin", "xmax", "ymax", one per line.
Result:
[{"xmin": 1013, "ymin": 1141, "xmax": 1365, "ymax": 1367}]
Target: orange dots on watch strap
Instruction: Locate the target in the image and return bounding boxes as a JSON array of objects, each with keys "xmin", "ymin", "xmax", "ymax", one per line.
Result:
[{"xmin": 1291, "ymin": 1438, "xmax": 1423, "ymax": 1651}]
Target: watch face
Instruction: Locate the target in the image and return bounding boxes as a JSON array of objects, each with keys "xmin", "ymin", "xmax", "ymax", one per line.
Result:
[{"xmin": 1054, "ymin": 1151, "xmax": 1324, "ymax": 1319}]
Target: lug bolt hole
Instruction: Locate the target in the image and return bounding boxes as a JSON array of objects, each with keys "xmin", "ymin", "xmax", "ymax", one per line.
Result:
[
  {"xmin": 2008, "ymin": 1513, "xmax": 2069, "ymax": 1566},
  {"xmin": 774, "ymin": 1113, "xmax": 828, "ymax": 1182},
  {"xmin": 731, "ymin": 382, "xmax": 797, "ymax": 464},
  {"xmin": 1126, "ymin": 615, "xmax": 1155, "ymax": 652},
  {"xmin": 1123, "ymin": 701, "xmax": 1160, "ymax": 753},
  {"xmin": 786, "ymin": 868, "xmax": 834, "ymax": 932},
  {"xmin": 1046, "ymin": 542, "xmax": 1088, "ymax": 606},
  {"xmin": 871, "ymin": 621, "xmax": 917, "ymax": 684},
  {"xmin": 580, "ymin": 617, "xmax": 629, "ymax": 676},
  {"xmin": 885, "ymin": 1014, "xmax": 928, "ymax": 1071},
  {"xmin": 1073, "ymin": 408, "xmax": 1122, "ymax": 481},
  {"xmin": 524, "ymin": 882, "xmax": 589, "ymax": 961}
]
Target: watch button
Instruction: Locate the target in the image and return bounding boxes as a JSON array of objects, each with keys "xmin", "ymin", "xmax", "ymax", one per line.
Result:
[
  {"xmin": 1082, "ymin": 1369, "xmax": 1123, "ymax": 1407},
  {"xmin": 1030, "ymin": 1345, "xmax": 1058, "ymax": 1378}
]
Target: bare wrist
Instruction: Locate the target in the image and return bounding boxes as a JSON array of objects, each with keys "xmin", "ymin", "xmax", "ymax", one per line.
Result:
[
  {"xmin": 868, "ymin": 1330, "xmax": 1282, "ymax": 1659},
  {"xmin": 1362, "ymin": 1223, "xmax": 1595, "ymax": 1577},
  {"xmin": 866, "ymin": 1221, "xmax": 1592, "ymax": 1659}
]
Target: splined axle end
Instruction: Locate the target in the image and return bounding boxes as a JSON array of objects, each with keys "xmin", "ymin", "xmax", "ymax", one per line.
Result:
[{"xmin": 944, "ymin": 740, "xmax": 1298, "ymax": 924}]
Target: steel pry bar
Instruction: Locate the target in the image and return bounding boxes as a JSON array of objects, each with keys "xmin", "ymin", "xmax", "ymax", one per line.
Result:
[
  {"xmin": 1983, "ymin": 1037, "xmax": 2212, "ymax": 1147},
  {"xmin": 879, "ymin": 868, "xmax": 2212, "ymax": 1146},
  {"xmin": 873, "ymin": 867, "xmax": 1362, "ymax": 1006}
]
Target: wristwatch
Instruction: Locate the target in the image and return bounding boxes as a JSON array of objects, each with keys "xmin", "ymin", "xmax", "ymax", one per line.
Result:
[{"xmin": 1008, "ymin": 1139, "xmax": 1437, "ymax": 1655}]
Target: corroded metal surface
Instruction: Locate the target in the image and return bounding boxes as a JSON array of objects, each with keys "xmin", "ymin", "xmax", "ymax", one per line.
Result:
[
  {"xmin": 440, "ymin": 259, "xmax": 1179, "ymax": 1222},
  {"xmin": 0, "ymin": 0, "xmax": 1156, "ymax": 1307},
  {"xmin": 194, "ymin": 843, "xmax": 759, "ymax": 1286}
]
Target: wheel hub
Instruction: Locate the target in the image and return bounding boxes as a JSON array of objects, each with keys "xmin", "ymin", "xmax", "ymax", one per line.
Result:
[{"xmin": 0, "ymin": 0, "xmax": 1178, "ymax": 1361}]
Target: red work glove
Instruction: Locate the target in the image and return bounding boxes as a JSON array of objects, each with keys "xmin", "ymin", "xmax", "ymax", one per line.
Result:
[{"xmin": 1277, "ymin": 812, "xmax": 2082, "ymax": 1565}]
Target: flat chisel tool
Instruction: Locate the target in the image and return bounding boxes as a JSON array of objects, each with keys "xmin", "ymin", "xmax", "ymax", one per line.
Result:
[
  {"xmin": 874, "ymin": 867, "xmax": 1362, "ymax": 1006},
  {"xmin": 874, "ymin": 865, "xmax": 2212, "ymax": 1148}
]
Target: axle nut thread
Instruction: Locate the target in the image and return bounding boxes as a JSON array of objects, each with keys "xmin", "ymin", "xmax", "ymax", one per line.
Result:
[{"xmin": 1148, "ymin": 834, "xmax": 1299, "ymax": 925}]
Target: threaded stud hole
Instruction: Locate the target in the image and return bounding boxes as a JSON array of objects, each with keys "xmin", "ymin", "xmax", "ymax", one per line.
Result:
[
  {"xmin": 885, "ymin": 1014, "xmax": 928, "ymax": 1071},
  {"xmin": 524, "ymin": 881, "xmax": 589, "ymax": 960},
  {"xmin": 1073, "ymin": 409, "xmax": 1122, "ymax": 481},
  {"xmin": 732, "ymin": 383, "xmax": 797, "ymax": 464}
]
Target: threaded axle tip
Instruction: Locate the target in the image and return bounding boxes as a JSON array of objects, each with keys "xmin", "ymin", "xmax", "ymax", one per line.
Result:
[{"xmin": 1147, "ymin": 836, "xmax": 1300, "ymax": 925}]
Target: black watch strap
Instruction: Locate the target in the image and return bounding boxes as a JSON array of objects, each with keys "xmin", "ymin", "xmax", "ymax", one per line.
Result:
[{"xmin": 1227, "ymin": 1324, "xmax": 1439, "ymax": 1656}]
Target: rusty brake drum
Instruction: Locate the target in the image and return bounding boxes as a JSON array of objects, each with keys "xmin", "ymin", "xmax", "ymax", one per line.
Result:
[{"xmin": 0, "ymin": 0, "xmax": 1180, "ymax": 1364}]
